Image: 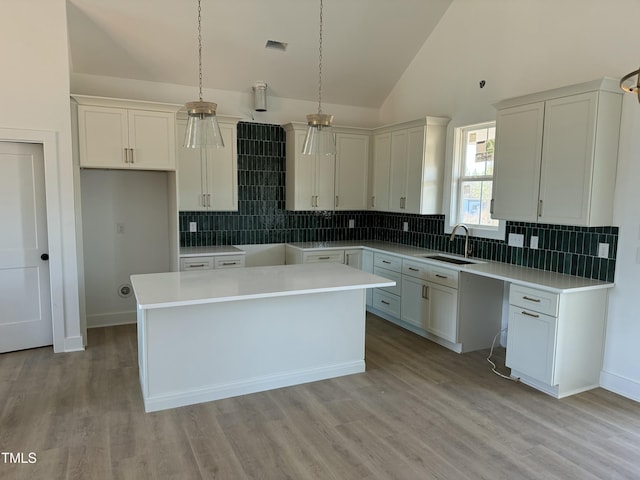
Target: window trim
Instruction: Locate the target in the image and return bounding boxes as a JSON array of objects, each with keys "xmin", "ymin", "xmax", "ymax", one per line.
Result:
[{"xmin": 443, "ymin": 121, "xmax": 505, "ymax": 241}]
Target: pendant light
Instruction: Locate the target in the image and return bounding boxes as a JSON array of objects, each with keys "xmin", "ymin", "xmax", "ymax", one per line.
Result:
[
  {"xmin": 620, "ymin": 67, "xmax": 640, "ymax": 102},
  {"xmin": 302, "ymin": 0, "xmax": 336, "ymax": 155},
  {"xmin": 184, "ymin": 0, "xmax": 224, "ymax": 148}
]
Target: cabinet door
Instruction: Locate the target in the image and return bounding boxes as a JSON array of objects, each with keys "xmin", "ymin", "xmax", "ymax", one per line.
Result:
[
  {"xmin": 404, "ymin": 126, "xmax": 425, "ymax": 214},
  {"xmin": 286, "ymin": 130, "xmax": 315, "ymax": 210},
  {"xmin": 389, "ymin": 130, "xmax": 408, "ymax": 212},
  {"xmin": 127, "ymin": 110, "xmax": 176, "ymax": 170},
  {"xmin": 372, "ymin": 133, "xmax": 391, "ymax": 211},
  {"xmin": 506, "ymin": 307, "xmax": 557, "ymax": 385},
  {"xmin": 538, "ymin": 92, "xmax": 597, "ymax": 225},
  {"xmin": 426, "ymin": 281, "xmax": 458, "ymax": 343},
  {"xmin": 335, "ymin": 133, "xmax": 369, "ymax": 210},
  {"xmin": 492, "ymin": 102, "xmax": 544, "ymax": 222},
  {"xmin": 315, "ymin": 153, "xmax": 336, "ymax": 211},
  {"xmin": 401, "ymin": 276, "xmax": 429, "ymax": 329},
  {"xmin": 206, "ymin": 123, "xmax": 238, "ymax": 211},
  {"xmin": 177, "ymin": 120, "xmax": 207, "ymax": 211},
  {"xmin": 344, "ymin": 249, "xmax": 363, "ymax": 269},
  {"xmin": 77, "ymin": 106, "xmax": 128, "ymax": 169}
]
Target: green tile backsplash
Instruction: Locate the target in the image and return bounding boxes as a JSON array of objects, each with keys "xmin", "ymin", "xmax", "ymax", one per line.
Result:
[{"xmin": 179, "ymin": 121, "xmax": 618, "ymax": 282}]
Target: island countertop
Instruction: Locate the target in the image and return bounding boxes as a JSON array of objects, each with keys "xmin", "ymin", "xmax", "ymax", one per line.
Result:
[{"xmin": 131, "ymin": 262, "xmax": 395, "ymax": 309}]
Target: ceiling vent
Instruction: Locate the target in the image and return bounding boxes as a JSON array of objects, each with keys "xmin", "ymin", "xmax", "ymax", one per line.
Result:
[{"xmin": 265, "ymin": 40, "xmax": 288, "ymax": 52}]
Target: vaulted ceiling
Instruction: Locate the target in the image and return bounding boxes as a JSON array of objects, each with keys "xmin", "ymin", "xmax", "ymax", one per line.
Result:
[{"xmin": 66, "ymin": 0, "xmax": 453, "ymax": 108}]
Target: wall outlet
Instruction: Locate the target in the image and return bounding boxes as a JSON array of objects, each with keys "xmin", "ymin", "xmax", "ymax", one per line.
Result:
[
  {"xmin": 403, "ymin": 222, "xmax": 409, "ymax": 232},
  {"xmin": 598, "ymin": 242, "xmax": 609, "ymax": 258},
  {"xmin": 189, "ymin": 222, "xmax": 197, "ymax": 233},
  {"xmin": 348, "ymin": 219, "xmax": 355, "ymax": 229},
  {"xmin": 508, "ymin": 233, "xmax": 524, "ymax": 248},
  {"xmin": 530, "ymin": 236, "xmax": 539, "ymax": 250}
]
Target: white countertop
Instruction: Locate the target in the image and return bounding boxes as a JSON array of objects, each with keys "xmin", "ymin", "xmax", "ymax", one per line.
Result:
[
  {"xmin": 131, "ymin": 263, "xmax": 395, "ymax": 309},
  {"xmin": 180, "ymin": 246, "xmax": 245, "ymax": 257},
  {"xmin": 286, "ymin": 241, "xmax": 614, "ymax": 293}
]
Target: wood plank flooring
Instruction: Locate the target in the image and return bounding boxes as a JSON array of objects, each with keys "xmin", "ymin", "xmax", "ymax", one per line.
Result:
[{"xmin": 1, "ymin": 313, "xmax": 639, "ymax": 479}]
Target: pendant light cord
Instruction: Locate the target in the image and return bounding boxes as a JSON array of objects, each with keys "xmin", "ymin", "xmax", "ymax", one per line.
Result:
[
  {"xmin": 317, "ymin": 0, "xmax": 324, "ymax": 115},
  {"xmin": 197, "ymin": 0, "xmax": 203, "ymax": 102}
]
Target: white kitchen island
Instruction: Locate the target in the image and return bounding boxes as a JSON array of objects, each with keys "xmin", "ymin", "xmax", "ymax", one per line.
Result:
[{"xmin": 130, "ymin": 263, "xmax": 394, "ymax": 412}]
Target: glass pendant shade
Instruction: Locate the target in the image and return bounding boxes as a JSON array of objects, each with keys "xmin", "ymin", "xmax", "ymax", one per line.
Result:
[
  {"xmin": 302, "ymin": 113, "xmax": 336, "ymax": 155},
  {"xmin": 184, "ymin": 101, "xmax": 224, "ymax": 148}
]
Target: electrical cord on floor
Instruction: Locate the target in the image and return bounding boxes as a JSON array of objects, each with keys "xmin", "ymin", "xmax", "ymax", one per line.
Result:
[{"xmin": 487, "ymin": 328, "xmax": 520, "ymax": 382}]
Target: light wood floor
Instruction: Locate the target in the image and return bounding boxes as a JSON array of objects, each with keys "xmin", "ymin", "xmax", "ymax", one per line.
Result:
[{"xmin": 1, "ymin": 313, "xmax": 639, "ymax": 479}]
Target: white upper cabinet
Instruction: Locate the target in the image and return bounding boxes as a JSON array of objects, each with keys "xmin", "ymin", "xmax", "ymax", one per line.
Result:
[
  {"xmin": 73, "ymin": 96, "xmax": 179, "ymax": 171},
  {"xmin": 335, "ymin": 132, "xmax": 370, "ymax": 210},
  {"xmin": 372, "ymin": 117, "xmax": 449, "ymax": 214},
  {"xmin": 285, "ymin": 125, "xmax": 335, "ymax": 211},
  {"xmin": 492, "ymin": 79, "xmax": 622, "ymax": 226},
  {"xmin": 177, "ymin": 116, "xmax": 238, "ymax": 211}
]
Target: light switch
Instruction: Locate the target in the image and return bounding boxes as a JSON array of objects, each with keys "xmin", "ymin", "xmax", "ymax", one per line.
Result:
[
  {"xmin": 508, "ymin": 233, "xmax": 524, "ymax": 248},
  {"xmin": 189, "ymin": 222, "xmax": 197, "ymax": 233},
  {"xmin": 403, "ymin": 222, "xmax": 409, "ymax": 232},
  {"xmin": 349, "ymin": 219, "xmax": 355, "ymax": 229}
]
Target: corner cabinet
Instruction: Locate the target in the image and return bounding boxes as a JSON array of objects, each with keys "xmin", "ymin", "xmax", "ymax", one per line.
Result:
[
  {"xmin": 284, "ymin": 123, "xmax": 370, "ymax": 211},
  {"xmin": 492, "ymin": 78, "xmax": 622, "ymax": 226},
  {"xmin": 72, "ymin": 95, "xmax": 180, "ymax": 171},
  {"xmin": 176, "ymin": 115, "xmax": 240, "ymax": 211},
  {"xmin": 371, "ymin": 117, "xmax": 449, "ymax": 214}
]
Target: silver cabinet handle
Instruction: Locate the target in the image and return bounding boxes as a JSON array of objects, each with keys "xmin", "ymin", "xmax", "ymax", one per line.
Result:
[
  {"xmin": 124, "ymin": 147, "xmax": 129, "ymax": 163},
  {"xmin": 221, "ymin": 261, "xmax": 237, "ymax": 266},
  {"xmin": 408, "ymin": 267, "xmax": 419, "ymax": 272},
  {"xmin": 538, "ymin": 199, "xmax": 544, "ymax": 217},
  {"xmin": 435, "ymin": 274, "xmax": 448, "ymax": 279},
  {"xmin": 335, "ymin": 196, "xmax": 339, "ymax": 208},
  {"xmin": 380, "ymin": 300, "xmax": 390, "ymax": 305},
  {"xmin": 188, "ymin": 263, "xmax": 206, "ymax": 268},
  {"xmin": 371, "ymin": 196, "xmax": 375, "ymax": 208},
  {"xmin": 490, "ymin": 198, "xmax": 494, "ymax": 215},
  {"xmin": 382, "ymin": 260, "xmax": 391, "ymax": 264},
  {"xmin": 129, "ymin": 148, "xmax": 134, "ymax": 164},
  {"xmin": 522, "ymin": 296, "xmax": 541, "ymax": 303},
  {"xmin": 207, "ymin": 193, "xmax": 211, "ymax": 207},
  {"xmin": 522, "ymin": 310, "xmax": 540, "ymax": 318},
  {"xmin": 201, "ymin": 194, "xmax": 207, "ymax": 207},
  {"xmin": 318, "ymin": 256, "xmax": 331, "ymax": 260}
]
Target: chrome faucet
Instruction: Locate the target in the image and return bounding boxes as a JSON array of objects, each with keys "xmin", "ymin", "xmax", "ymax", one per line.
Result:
[{"xmin": 450, "ymin": 223, "xmax": 472, "ymax": 258}]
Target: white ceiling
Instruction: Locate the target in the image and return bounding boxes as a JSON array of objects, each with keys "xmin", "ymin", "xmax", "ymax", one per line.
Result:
[{"xmin": 66, "ymin": 0, "xmax": 453, "ymax": 108}]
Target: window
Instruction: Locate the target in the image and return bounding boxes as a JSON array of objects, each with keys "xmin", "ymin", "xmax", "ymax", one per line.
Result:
[{"xmin": 447, "ymin": 121, "xmax": 504, "ymax": 240}]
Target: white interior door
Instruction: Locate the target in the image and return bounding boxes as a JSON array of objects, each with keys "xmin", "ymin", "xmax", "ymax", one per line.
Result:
[{"xmin": 0, "ymin": 142, "xmax": 52, "ymax": 352}]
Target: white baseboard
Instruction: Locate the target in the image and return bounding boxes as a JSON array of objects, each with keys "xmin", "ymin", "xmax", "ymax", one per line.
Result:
[
  {"xmin": 87, "ymin": 311, "xmax": 136, "ymax": 329},
  {"xmin": 63, "ymin": 335, "xmax": 85, "ymax": 352},
  {"xmin": 143, "ymin": 360, "xmax": 365, "ymax": 413},
  {"xmin": 600, "ymin": 370, "xmax": 640, "ymax": 403}
]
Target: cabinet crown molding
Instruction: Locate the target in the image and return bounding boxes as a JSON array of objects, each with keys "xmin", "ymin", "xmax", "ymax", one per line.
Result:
[
  {"xmin": 71, "ymin": 94, "xmax": 182, "ymax": 113},
  {"xmin": 494, "ymin": 77, "xmax": 622, "ymax": 110}
]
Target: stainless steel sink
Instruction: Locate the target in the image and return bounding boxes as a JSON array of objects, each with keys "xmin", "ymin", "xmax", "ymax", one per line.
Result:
[{"xmin": 415, "ymin": 254, "xmax": 484, "ymax": 265}]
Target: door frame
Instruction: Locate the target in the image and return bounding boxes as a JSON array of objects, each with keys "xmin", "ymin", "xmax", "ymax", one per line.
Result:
[{"xmin": 0, "ymin": 128, "xmax": 75, "ymax": 352}]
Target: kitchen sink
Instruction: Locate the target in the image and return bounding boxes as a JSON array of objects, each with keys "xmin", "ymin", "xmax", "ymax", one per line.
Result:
[{"xmin": 415, "ymin": 254, "xmax": 484, "ymax": 265}]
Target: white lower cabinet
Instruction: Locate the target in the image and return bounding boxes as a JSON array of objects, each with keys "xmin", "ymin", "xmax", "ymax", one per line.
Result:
[
  {"xmin": 344, "ymin": 249, "xmax": 363, "ymax": 269},
  {"xmin": 180, "ymin": 255, "xmax": 245, "ymax": 271},
  {"xmin": 505, "ymin": 284, "xmax": 607, "ymax": 398},
  {"xmin": 303, "ymin": 250, "xmax": 345, "ymax": 264}
]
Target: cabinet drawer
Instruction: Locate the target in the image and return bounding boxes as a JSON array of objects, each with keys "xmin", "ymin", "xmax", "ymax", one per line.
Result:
[
  {"xmin": 509, "ymin": 284, "xmax": 558, "ymax": 317},
  {"xmin": 426, "ymin": 265, "xmax": 458, "ymax": 289},
  {"xmin": 303, "ymin": 250, "xmax": 345, "ymax": 264},
  {"xmin": 402, "ymin": 259, "xmax": 429, "ymax": 280},
  {"xmin": 373, "ymin": 266, "xmax": 402, "ymax": 296},
  {"xmin": 373, "ymin": 290, "xmax": 401, "ymax": 318},
  {"xmin": 180, "ymin": 257, "xmax": 214, "ymax": 271},
  {"xmin": 214, "ymin": 255, "xmax": 245, "ymax": 269},
  {"xmin": 373, "ymin": 252, "xmax": 402, "ymax": 272}
]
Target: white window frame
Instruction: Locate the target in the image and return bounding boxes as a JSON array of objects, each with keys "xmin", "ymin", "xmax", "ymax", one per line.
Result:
[{"xmin": 444, "ymin": 121, "xmax": 505, "ymax": 241}]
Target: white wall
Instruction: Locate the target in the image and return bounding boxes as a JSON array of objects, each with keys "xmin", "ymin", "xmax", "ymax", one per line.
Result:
[
  {"xmin": 380, "ymin": 0, "xmax": 640, "ymax": 401},
  {"xmin": 71, "ymin": 73, "xmax": 381, "ymax": 129},
  {"xmin": 81, "ymin": 170, "xmax": 171, "ymax": 328},
  {"xmin": 0, "ymin": 0, "xmax": 82, "ymax": 351}
]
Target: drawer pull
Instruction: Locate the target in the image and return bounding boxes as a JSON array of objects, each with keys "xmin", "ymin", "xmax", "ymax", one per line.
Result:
[
  {"xmin": 422, "ymin": 285, "xmax": 429, "ymax": 299},
  {"xmin": 221, "ymin": 262, "xmax": 237, "ymax": 266},
  {"xmin": 318, "ymin": 256, "xmax": 331, "ymax": 260},
  {"xmin": 380, "ymin": 300, "xmax": 390, "ymax": 305},
  {"xmin": 522, "ymin": 296, "xmax": 541, "ymax": 303},
  {"xmin": 522, "ymin": 310, "xmax": 540, "ymax": 318},
  {"xmin": 408, "ymin": 267, "xmax": 419, "ymax": 272},
  {"xmin": 382, "ymin": 260, "xmax": 391, "ymax": 264},
  {"xmin": 188, "ymin": 263, "xmax": 206, "ymax": 268},
  {"xmin": 435, "ymin": 274, "xmax": 448, "ymax": 279}
]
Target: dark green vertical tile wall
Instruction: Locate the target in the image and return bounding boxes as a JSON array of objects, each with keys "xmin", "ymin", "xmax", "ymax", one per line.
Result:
[{"xmin": 179, "ymin": 121, "xmax": 618, "ymax": 282}]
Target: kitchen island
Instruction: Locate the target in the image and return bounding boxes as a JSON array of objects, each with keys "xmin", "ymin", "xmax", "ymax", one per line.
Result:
[{"xmin": 131, "ymin": 263, "xmax": 394, "ymax": 412}]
